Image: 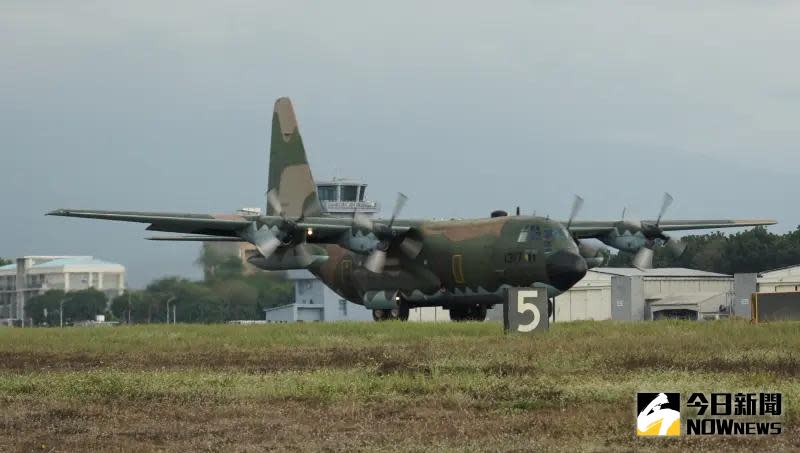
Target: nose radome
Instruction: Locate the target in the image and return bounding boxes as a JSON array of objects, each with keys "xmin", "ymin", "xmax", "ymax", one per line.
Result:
[{"xmin": 546, "ymin": 250, "xmax": 588, "ymax": 291}]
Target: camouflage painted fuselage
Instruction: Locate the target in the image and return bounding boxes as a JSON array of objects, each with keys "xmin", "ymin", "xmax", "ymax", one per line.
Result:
[{"xmin": 301, "ymin": 215, "xmax": 580, "ymax": 309}]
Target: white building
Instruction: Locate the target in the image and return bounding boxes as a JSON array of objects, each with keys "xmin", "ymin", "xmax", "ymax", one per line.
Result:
[
  {"xmin": 758, "ymin": 265, "xmax": 800, "ymax": 293},
  {"xmin": 553, "ymin": 267, "xmax": 735, "ymax": 322},
  {"xmin": 0, "ymin": 256, "xmax": 126, "ymax": 321},
  {"xmin": 264, "ymin": 269, "xmax": 374, "ymax": 322}
]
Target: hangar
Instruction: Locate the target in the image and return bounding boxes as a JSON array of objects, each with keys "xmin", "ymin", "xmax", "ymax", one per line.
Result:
[
  {"xmin": 554, "ymin": 267, "xmax": 734, "ymax": 322},
  {"xmin": 758, "ymin": 265, "xmax": 800, "ymax": 293}
]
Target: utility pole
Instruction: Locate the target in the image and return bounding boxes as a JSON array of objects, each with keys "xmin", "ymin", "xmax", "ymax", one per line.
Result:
[
  {"xmin": 59, "ymin": 295, "xmax": 71, "ymax": 328},
  {"xmin": 165, "ymin": 295, "xmax": 176, "ymax": 325},
  {"xmin": 173, "ymin": 304, "xmax": 176, "ymax": 325}
]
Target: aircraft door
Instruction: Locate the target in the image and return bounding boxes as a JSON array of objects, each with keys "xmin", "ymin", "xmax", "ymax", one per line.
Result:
[{"xmin": 338, "ymin": 258, "xmax": 359, "ymax": 297}]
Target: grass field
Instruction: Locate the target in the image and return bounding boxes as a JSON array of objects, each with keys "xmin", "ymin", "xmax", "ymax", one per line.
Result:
[{"xmin": 1, "ymin": 320, "xmax": 799, "ymax": 452}]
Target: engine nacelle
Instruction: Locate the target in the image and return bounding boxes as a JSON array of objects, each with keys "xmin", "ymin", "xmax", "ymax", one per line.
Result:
[
  {"xmin": 599, "ymin": 231, "xmax": 648, "ymax": 254},
  {"xmin": 577, "ymin": 241, "xmax": 608, "ymax": 269}
]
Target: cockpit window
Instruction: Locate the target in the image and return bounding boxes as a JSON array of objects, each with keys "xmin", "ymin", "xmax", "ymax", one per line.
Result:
[
  {"xmin": 517, "ymin": 225, "xmax": 542, "ymax": 242},
  {"xmin": 543, "ymin": 226, "xmax": 569, "ymax": 241}
]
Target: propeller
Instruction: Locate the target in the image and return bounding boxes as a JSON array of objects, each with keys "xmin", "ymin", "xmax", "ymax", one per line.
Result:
[
  {"xmin": 355, "ymin": 193, "xmax": 410, "ymax": 273},
  {"xmin": 647, "ymin": 192, "xmax": 686, "ymax": 259},
  {"xmin": 248, "ymin": 189, "xmax": 316, "ymax": 265},
  {"xmin": 565, "ymin": 195, "xmax": 608, "ymax": 269},
  {"xmin": 622, "ymin": 193, "xmax": 686, "ymax": 270}
]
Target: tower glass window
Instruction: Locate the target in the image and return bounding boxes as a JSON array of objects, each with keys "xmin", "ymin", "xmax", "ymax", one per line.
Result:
[
  {"xmin": 317, "ymin": 185, "xmax": 336, "ymax": 202},
  {"xmin": 341, "ymin": 185, "xmax": 358, "ymax": 202}
]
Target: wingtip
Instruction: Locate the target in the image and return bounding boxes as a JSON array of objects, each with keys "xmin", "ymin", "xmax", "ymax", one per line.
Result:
[{"xmin": 46, "ymin": 209, "xmax": 66, "ymax": 216}]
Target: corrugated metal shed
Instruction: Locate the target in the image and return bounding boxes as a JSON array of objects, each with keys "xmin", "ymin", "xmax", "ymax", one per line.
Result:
[
  {"xmin": 758, "ymin": 265, "xmax": 800, "ymax": 293},
  {"xmin": 555, "ymin": 267, "xmax": 734, "ymax": 322},
  {"xmin": 592, "ymin": 267, "xmax": 731, "ymax": 278}
]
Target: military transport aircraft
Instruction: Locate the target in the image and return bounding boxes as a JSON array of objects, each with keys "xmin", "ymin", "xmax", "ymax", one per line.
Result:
[{"xmin": 48, "ymin": 98, "xmax": 776, "ymax": 321}]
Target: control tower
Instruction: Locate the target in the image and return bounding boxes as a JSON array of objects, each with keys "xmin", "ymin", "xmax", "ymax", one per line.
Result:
[{"xmin": 316, "ymin": 177, "xmax": 379, "ymax": 218}]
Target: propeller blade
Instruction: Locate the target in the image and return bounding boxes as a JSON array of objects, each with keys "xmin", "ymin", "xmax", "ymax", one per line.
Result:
[
  {"xmin": 299, "ymin": 201, "xmax": 319, "ymax": 222},
  {"xmin": 666, "ymin": 237, "xmax": 687, "ymax": 257},
  {"xmin": 353, "ymin": 212, "xmax": 374, "ymax": 231},
  {"xmin": 365, "ymin": 249, "xmax": 387, "ymax": 273},
  {"xmin": 255, "ymin": 236, "xmax": 282, "ymax": 260},
  {"xmin": 656, "ymin": 192, "xmax": 674, "ymax": 226},
  {"xmin": 266, "ymin": 190, "xmax": 284, "ymax": 218},
  {"xmin": 388, "ymin": 192, "xmax": 408, "ymax": 227},
  {"xmin": 632, "ymin": 247, "xmax": 654, "ymax": 270},
  {"xmin": 294, "ymin": 243, "xmax": 313, "ymax": 267},
  {"xmin": 617, "ymin": 206, "xmax": 643, "ymax": 232},
  {"xmin": 398, "ymin": 237, "xmax": 423, "ymax": 258},
  {"xmin": 566, "ymin": 195, "xmax": 584, "ymax": 230}
]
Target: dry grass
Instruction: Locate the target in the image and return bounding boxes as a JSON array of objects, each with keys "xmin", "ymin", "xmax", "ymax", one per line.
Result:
[{"xmin": 0, "ymin": 320, "xmax": 798, "ymax": 452}]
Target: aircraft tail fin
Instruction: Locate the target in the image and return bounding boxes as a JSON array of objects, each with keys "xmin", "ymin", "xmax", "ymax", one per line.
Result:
[{"xmin": 267, "ymin": 97, "xmax": 324, "ymax": 218}]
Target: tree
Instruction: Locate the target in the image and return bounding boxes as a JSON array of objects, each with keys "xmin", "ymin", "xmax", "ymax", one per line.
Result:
[
  {"xmin": 237, "ymin": 273, "xmax": 293, "ymax": 311},
  {"xmin": 603, "ymin": 226, "xmax": 800, "ymax": 274},
  {"xmin": 107, "ymin": 265, "xmax": 293, "ymax": 324},
  {"xmin": 173, "ymin": 283, "xmax": 224, "ymax": 323},
  {"xmin": 25, "ymin": 288, "xmax": 107, "ymax": 326},
  {"xmin": 211, "ymin": 280, "xmax": 259, "ymax": 320},
  {"xmin": 62, "ymin": 288, "xmax": 108, "ymax": 322},
  {"xmin": 25, "ymin": 290, "xmax": 65, "ymax": 326},
  {"xmin": 110, "ymin": 291, "xmax": 147, "ymax": 324},
  {"xmin": 0, "ymin": 257, "xmax": 11, "ymax": 267},
  {"xmin": 145, "ymin": 276, "xmax": 226, "ymax": 323},
  {"xmin": 196, "ymin": 244, "xmax": 244, "ymax": 281}
]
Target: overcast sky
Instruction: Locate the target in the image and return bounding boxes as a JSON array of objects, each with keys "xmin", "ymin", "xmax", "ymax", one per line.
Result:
[{"xmin": 1, "ymin": 1, "xmax": 798, "ymax": 287}]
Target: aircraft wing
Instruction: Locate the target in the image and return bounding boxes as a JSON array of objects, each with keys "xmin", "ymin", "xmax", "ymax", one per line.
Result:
[
  {"xmin": 569, "ymin": 219, "xmax": 776, "ymax": 238},
  {"xmin": 47, "ymin": 209, "xmax": 253, "ymax": 237},
  {"xmin": 653, "ymin": 219, "xmax": 777, "ymax": 231},
  {"xmin": 147, "ymin": 235, "xmax": 244, "ymax": 241},
  {"xmin": 46, "ymin": 209, "xmax": 411, "ymax": 240}
]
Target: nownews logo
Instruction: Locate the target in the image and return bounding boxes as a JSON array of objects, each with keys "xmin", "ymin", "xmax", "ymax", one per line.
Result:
[
  {"xmin": 636, "ymin": 392, "xmax": 783, "ymax": 437},
  {"xmin": 637, "ymin": 393, "xmax": 681, "ymax": 436}
]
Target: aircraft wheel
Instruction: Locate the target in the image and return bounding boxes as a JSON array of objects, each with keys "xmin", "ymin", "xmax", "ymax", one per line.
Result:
[
  {"xmin": 372, "ymin": 309, "xmax": 389, "ymax": 322},
  {"xmin": 397, "ymin": 305, "xmax": 410, "ymax": 322},
  {"xmin": 449, "ymin": 307, "xmax": 469, "ymax": 322},
  {"xmin": 470, "ymin": 306, "xmax": 487, "ymax": 322}
]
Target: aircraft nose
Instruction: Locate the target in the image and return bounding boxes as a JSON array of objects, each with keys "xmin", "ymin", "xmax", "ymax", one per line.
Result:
[{"xmin": 546, "ymin": 250, "xmax": 588, "ymax": 292}]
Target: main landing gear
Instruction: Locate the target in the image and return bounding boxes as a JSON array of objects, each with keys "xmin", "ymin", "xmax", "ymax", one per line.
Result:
[
  {"xmin": 448, "ymin": 305, "xmax": 488, "ymax": 322},
  {"xmin": 372, "ymin": 306, "xmax": 410, "ymax": 322}
]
